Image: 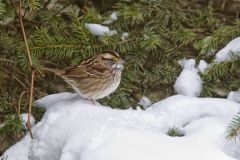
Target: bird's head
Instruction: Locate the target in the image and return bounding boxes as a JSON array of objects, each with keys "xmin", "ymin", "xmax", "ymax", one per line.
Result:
[{"xmin": 100, "ymin": 50, "xmax": 125, "ymax": 71}]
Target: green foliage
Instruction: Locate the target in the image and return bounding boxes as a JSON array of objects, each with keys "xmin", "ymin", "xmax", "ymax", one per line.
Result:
[
  {"xmin": 167, "ymin": 127, "xmax": 184, "ymax": 137},
  {"xmin": 201, "ymin": 55, "xmax": 240, "ymax": 97},
  {"xmin": 205, "ymin": 60, "xmax": 240, "ymax": 81},
  {"xmin": 0, "ymin": 0, "xmax": 6, "ymax": 18},
  {"xmin": 24, "ymin": 0, "xmax": 40, "ymax": 11},
  {"xmin": 200, "ymin": 20, "xmax": 240, "ymax": 54},
  {"xmin": 0, "ymin": 114, "xmax": 22, "ymax": 136},
  {"xmin": 227, "ymin": 113, "xmax": 240, "ymax": 140}
]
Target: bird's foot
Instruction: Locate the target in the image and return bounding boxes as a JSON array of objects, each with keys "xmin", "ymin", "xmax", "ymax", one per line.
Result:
[{"xmin": 91, "ymin": 99, "xmax": 96, "ymax": 105}]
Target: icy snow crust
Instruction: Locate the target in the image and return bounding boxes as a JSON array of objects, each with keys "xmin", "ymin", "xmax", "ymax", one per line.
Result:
[{"xmin": 2, "ymin": 92, "xmax": 240, "ymax": 160}]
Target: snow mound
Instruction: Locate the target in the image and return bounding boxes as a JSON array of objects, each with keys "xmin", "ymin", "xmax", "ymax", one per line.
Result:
[
  {"xmin": 34, "ymin": 92, "xmax": 81, "ymax": 110},
  {"xmin": 2, "ymin": 93, "xmax": 240, "ymax": 160},
  {"xmin": 227, "ymin": 91, "xmax": 240, "ymax": 103},
  {"xmin": 85, "ymin": 23, "xmax": 117, "ymax": 36},
  {"xmin": 174, "ymin": 59, "xmax": 203, "ymax": 97},
  {"xmin": 215, "ymin": 37, "xmax": 240, "ymax": 63}
]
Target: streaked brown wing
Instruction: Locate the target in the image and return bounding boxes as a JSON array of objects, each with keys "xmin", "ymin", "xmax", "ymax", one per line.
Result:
[
  {"xmin": 62, "ymin": 62, "xmax": 110, "ymax": 78},
  {"xmin": 62, "ymin": 65, "xmax": 93, "ymax": 78}
]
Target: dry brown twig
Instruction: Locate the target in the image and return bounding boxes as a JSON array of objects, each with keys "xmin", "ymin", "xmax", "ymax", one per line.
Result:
[
  {"xmin": 18, "ymin": 0, "xmax": 34, "ymax": 139},
  {"xmin": 17, "ymin": 91, "xmax": 26, "ymax": 139},
  {"xmin": 17, "ymin": 91, "xmax": 26, "ymax": 117}
]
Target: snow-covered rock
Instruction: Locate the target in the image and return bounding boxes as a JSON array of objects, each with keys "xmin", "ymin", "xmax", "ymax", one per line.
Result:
[
  {"xmin": 138, "ymin": 96, "xmax": 152, "ymax": 108},
  {"xmin": 2, "ymin": 93, "xmax": 240, "ymax": 160},
  {"xmin": 174, "ymin": 59, "xmax": 203, "ymax": 97},
  {"xmin": 85, "ymin": 23, "xmax": 117, "ymax": 36},
  {"xmin": 215, "ymin": 37, "xmax": 240, "ymax": 63}
]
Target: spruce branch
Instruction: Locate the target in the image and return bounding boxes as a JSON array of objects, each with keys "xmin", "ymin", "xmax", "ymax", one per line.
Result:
[
  {"xmin": 0, "ymin": 0, "xmax": 6, "ymax": 18},
  {"xmin": 227, "ymin": 113, "xmax": 240, "ymax": 140},
  {"xmin": 23, "ymin": 0, "xmax": 40, "ymax": 11},
  {"xmin": 167, "ymin": 127, "xmax": 184, "ymax": 137}
]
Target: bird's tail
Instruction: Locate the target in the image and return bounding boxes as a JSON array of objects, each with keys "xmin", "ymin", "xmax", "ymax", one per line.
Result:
[{"xmin": 41, "ymin": 67, "xmax": 65, "ymax": 76}]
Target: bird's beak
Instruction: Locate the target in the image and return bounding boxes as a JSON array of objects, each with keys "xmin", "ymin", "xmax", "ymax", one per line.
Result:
[{"xmin": 117, "ymin": 59, "xmax": 125, "ymax": 64}]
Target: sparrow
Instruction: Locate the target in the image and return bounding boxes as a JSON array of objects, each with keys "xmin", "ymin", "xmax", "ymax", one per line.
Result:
[{"xmin": 43, "ymin": 50, "xmax": 125, "ymax": 101}]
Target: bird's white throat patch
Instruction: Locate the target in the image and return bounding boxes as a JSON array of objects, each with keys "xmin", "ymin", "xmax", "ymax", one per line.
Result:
[{"xmin": 113, "ymin": 64, "xmax": 124, "ymax": 70}]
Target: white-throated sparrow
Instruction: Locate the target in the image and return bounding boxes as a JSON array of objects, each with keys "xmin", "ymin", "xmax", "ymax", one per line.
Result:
[{"xmin": 44, "ymin": 50, "xmax": 125, "ymax": 100}]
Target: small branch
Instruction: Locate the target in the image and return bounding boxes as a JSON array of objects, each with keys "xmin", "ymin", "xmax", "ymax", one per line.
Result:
[
  {"xmin": 0, "ymin": 66, "xmax": 28, "ymax": 89},
  {"xmin": 18, "ymin": 0, "xmax": 32, "ymax": 66},
  {"xmin": 17, "ymin": 91, "xmax": 26, "ymax": 139},
  {"xmin": 0, "ymin": 58, "xmax": 15, "ymax": 64},
  {"xmin": 12, "ymin": 75, "xmax": 27, "ymax": 89},
  {"xmin": 17, "ymin": 91, "xmax": 26, "ymax": 117},
  {"xmin": 18, "ymin": 0, "xmax": 34, "ymax": 139},
  {"xmin": 26, "ymin": 70, "xmax": 35, "ymax": 139}
]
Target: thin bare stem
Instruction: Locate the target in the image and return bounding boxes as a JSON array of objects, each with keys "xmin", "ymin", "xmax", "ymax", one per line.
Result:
[
  {"xmin": 0, "ymin": 58, "xmax": 15, "ymax": 63},
  {"xmin": 18, "ymin": 0, "xmax": 32, "ymax": 66},
  {"xmin": 18, "ymin": 0, "xmax": 34, "ymax": 139},
  {"xmin": 17, "ymin": 91, "xmax": 26, "ymax": 117},
  {"xmin": 17, "ymin": 91, "xmax": 26, "ymax": 139},
  {"xmin": 26, "ymin": 70, "xmax": 35, "ymax": 138}
]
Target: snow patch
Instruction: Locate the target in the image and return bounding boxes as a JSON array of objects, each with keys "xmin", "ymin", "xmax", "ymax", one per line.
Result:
[
  {"xmin": 1, "ymin": 93, "xmax": 240, "ymax": 160},
  {"xmin": 138, "ymin": 96, "xmax": 152, "ymax": 108},
  {"xmin": 227, "ymin": 91, "xmax": 240, "ymax": 103},
  {"xmin": 198, "ymin": 60, "xmax": 208, "ymax": 73},
  {"xmin": 174, "ymin": 59, "xmax": 203, "ymax": 97},
  {"xmin": 177, "ymin": 58, "xmax": 188, "ymax": 68},
  {"xmin": 215, "ymin": 37, "xmax": 240, "ymax": 63},
  {"xmin": 121, "ymin": 32, "xmax": 129, "ymax": 41},
  {"xmin": 2, "ymin": 136, "xmax": 31, "ymax": 160},
  {"xmin": 217, "ymin": 134, "xmax": 240, "ymax": 159},
  {"xmin": 34, "ymin": 92, "xmax": 81, "ymax": 110},
  {"xmin": 20, "ymin": 113, "xmax": 35, "ymax": 129},
  {"xmin": 85, "ymin": 23, "xmax": 117, "ymax": 36},
  {"xmin": 102, "ymin": 12, "xmax": 119, "ymax": 24}
]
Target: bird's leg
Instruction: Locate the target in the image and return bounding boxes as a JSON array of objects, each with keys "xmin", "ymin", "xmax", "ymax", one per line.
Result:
[{"xmin": 91, "ymin": 99, "xmax": 96, "ymax": 105}]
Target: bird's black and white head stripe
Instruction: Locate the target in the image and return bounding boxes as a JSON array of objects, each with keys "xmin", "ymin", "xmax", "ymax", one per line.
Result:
[
  {"xmin": 103, "ymin": 50, "xmax": 120, "ymax": 58},
  {"xmin": 101, "ymin": 50, "xmax": 120, "ymax": 61}
]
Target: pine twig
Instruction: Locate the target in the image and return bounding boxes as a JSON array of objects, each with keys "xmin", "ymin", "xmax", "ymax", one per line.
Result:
[{"xmin": 18, "ymin": 0, "xmax": 34, "ymax": 139}]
